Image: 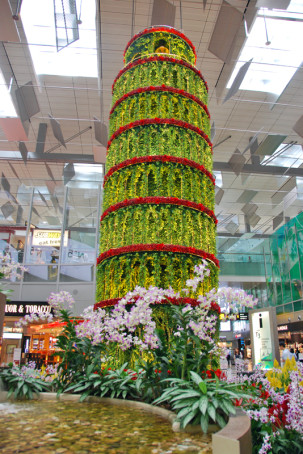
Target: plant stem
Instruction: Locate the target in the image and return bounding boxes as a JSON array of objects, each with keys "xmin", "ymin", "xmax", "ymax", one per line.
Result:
[{"xmin": 181, "ymin": 338, "xmax": 188, "ymax": 380}]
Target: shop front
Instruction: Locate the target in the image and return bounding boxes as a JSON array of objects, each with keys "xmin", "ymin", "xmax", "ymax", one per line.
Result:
[
  {"xmin": 277, "ymin": 320, "xmax": 303, "ymax": 353},
  {"xmin": 1, "ymin": 301, "xmax": 62, "ymax": 366}
]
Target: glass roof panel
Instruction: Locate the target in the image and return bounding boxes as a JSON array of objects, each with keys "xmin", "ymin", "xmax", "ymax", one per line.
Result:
[
  {"xmin": 0, "ymin": 71, "xmax": 17, "ymax": 118},
  {"xmin": 21, "ymin": 0, "xmax": 97, "ymax": 78},
  {"xmin": 227, "ymin": 0, "xmax": 303, "ymax": 95},
  {"xmin": 261, "ymin": 144, "xmax": 303, "ymax": 168}
]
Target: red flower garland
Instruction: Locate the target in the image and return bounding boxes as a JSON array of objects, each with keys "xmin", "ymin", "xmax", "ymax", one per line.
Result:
[
  {"xmin": 107, "ymin": 118, "xmax": 212, "ymax": 152},
  {"xmin": 94, "ymin": 295, "xmax": 221, "ymax": 312},
  {"xmin": 103, "ymin": 155, "xmax": 215, "ymax": 186},
  {"xmin": 112, "ymin": 55, "xmax": 208, "ymax": 94},
  {"xmin": 96, "ymin": 243, "xmax": 219, "ymax": 268},
  {"xmin": 110, "ymin": 86, "xmax": 210, "ymax": 118},
  {"xmin": 100, "ymin": 196, "xmax": 217, "ymax": 224},
  {"xmin": 123, "ymin": 26, "xmax": 196, "ymax": 63}
]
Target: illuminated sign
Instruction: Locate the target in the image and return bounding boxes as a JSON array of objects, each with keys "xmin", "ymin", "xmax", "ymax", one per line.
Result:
[
  {"xmin": 220, "ymin": 321, "xmax": 231, "ymax": 332},
  {"xmin": 5, "ymin": 302, "xmax": 52, "ymax": 317},
  {"xmin": 32, "ymin": 229, "xmax": 68, "ymax": 247},
  {"xmin": 277, "ymin": 325, "xmax": 288, "ymax": 331},
  {"xmin": 237, "ymin": 312, "xmax": 249, "ymax": 320},
  {"xmin": 251, "ymin": 310, "xmax": 274, "ymax": 370}
]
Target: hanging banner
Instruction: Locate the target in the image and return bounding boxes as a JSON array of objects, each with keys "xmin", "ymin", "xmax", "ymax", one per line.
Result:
[{"xmin": 249, "ymin": 307, "xmax": 280, "ymax": 370}]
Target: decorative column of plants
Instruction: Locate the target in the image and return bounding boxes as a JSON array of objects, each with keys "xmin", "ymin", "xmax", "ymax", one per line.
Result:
[{"xmin": 96, "ymin": 26, "xmax": 219, "ymax": 307}]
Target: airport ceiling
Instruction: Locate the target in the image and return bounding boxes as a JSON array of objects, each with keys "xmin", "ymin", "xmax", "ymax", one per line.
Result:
[{"xmin": 0, "ymin": 0, "xmax": 303, "ymax": 253}]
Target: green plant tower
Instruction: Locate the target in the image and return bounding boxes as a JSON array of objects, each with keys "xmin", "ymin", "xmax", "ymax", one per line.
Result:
[{"xmin": 96, "ymin": 26, "xmax": 218, "ymax": 308}]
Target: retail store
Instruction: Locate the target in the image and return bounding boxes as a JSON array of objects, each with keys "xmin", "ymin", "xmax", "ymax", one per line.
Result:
[{"xmin": 1, "ymin": 301, "xmax": 63, "ymax": 366}]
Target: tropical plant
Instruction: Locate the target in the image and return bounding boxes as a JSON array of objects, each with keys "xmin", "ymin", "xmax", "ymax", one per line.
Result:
[
  {"xmin": 0, "ymin": 363, "xmax": 51, "ymax": 399},
  {"xmin": 50, "ymin": 313, "xmax": 104, "ymax": 393},
  {"xmin": 63, "ymin": 363, "xmax": 145, "ymax": 402},
  {"xmin": 153, "ymin": 370, "xmax": 251, "ymax": 433},
  {"xmin": 151, "ymin": 302, "xmax": 219, "ymax": 380}
]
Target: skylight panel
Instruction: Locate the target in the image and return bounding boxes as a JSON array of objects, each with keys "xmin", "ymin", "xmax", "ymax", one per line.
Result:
[
  {"xmin": 261, "ymin": 144, "xmax": 303, "ymax": 168},
  {"xmin": 227, "ymin": 0, "xmax": 303, "ymax": 96},
  {"xmin": 213, "ymin": 171, "xmax": 223, "ymax": 187},
  {"xmin": 0, "ymin": 72, "xmax": 17, "ymax": 118},
  {"xmin": 21, "ymin": 0, "xmax": 97, "ymax": 78}
]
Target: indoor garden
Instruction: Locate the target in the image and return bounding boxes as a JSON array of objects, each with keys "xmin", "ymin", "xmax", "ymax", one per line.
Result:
[{"xmin": 1, "ymin": 26, "xmax": 303, "ymax": 454}]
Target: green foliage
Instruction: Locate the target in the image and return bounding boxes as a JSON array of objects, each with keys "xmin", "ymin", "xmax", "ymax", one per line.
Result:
[
  {"xmin": 100, "ymin": 204, "xmax": 216, "ymax": 255},
  {"xmin": 63, "ymin": 362, "xmax": 160, "ymax": 403},
  {"xmin": 106, "ymin": 123, "xmax": 213, "ymax": 173},
  {"xmin": 151, "ymin": 304, "xmax": 219, "ymax": 380},
  {"xmin": 0, "ymin": 367, "xmax": 51, "ymax": 400},
  {"xmin": 110, "ymin": 90, "xmax": 210, "ymax": 137},
  {"xmin": 113, "ymin": 59, "xmax": 208, "ymax": 106},
  {"xmin": 124, "ymin": 31, "xmax": 195, "ymax": 65},
  {"xmin": 96, "ymin": 252, "xmax": 218, "ymax": 302},
  {"xmin": 154, "ymin": 371, "xmax": 251, "ymax": 433},
  {"xmin": 103, "ymin": 161, "xmax": 214, "ymax": 213},
  {"xmin": 50, "ymin": 309, "xmax": 104, "ymax": 393}
]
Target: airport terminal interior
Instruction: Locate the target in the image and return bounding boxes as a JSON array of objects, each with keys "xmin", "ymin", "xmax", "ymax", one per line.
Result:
[
  {"xmin": 0, "ymin": 0, "xmax": 303, "ymax": 390},
  {"xmin": 1, "ymin": 2, "xmax": 303, "ymax": 453}
]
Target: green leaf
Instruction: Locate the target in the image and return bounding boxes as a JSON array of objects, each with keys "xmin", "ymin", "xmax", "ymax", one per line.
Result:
[
  {"xmin": 7, "ymin": 388, "xmax": 14, "ymax": 398},
  {"xmin": 182, "ymin": 410, "xmax": 197, "ymax": 429},
  {"xmin": 172, "ymin": 399, "xmax": 197, "ymax": 410},
  {"xmin": 198, "ymin": 381, "xmax": 207, "ymax": 394},
  {"xmin": 86, "ymin": 364, "xmax": 94, "ymax": 376},
  {"xmin": 80, "ymin": 390, "xmax": 91, "ymax": 402},
  {"xmin": 88, "ymin": 373, "xmax": 101, "ymax": 380},
  {"xmin": 189, "ymin": 371, "xmax": 203, "ymax": 386},
  {"xmin": 222, "ymin": 400, "xmax": 236, "ymax": 415},
  {"xmin": 212, "ymin": 397, "xmax": 219, "ymax": 409},
  {"xmin": 171, "ymin": 391, "xmax": 200, "ymax": 401},
  {"xmin": 199, "ymin": 395, "xmax": 208, "ymax": 415},
  {"xmin": 177, "ymin": 407, "xmax": 192, "ymax": 419},
  {"xmin": 216, "ymin": 413, "xmax": 227, "ymax": 429},
  {"xmin": 200, "ymin": 413, "xmax": 209, "ymax": 434},
  {"xmin": 207, "ymin": 404, "xmax": 216, "ymax": 422},
  {"xmin": 191, "ymin": 400, "xmax": 200, "ymax": 411}
]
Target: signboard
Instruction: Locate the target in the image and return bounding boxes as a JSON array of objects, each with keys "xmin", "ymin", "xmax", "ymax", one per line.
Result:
[
  {"xmin": 32, "ymin": 229, "xmax": 68, "ymax": 247},
  {"xmin": 5, "ymin": 301, "xmax": 53, "ymax": 317},
  {"xmin": 250, "ymin": 307, "xmax": 280, "ymax": 369},
  {"xmin": 277, "ymin": 325, "xmax": 288, "ymax": 331},
  {"xmin": 237, "ymin": 312, "xmax": 249, "ymax": 320}
]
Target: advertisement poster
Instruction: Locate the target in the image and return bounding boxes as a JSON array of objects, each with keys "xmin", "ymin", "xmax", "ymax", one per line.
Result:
[
  {"xmin": 251, "ymin": 310, "xmax": 274, "ymax": 369},
  {"xmin": 13, "ymin": 347, "xmax": 22, "ymax": 366}
]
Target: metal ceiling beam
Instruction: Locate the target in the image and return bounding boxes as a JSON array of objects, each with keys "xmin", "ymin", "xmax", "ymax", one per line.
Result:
[{"xmin": 213, "ymin": 162, "xmax": 303, "ymax": 178}]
